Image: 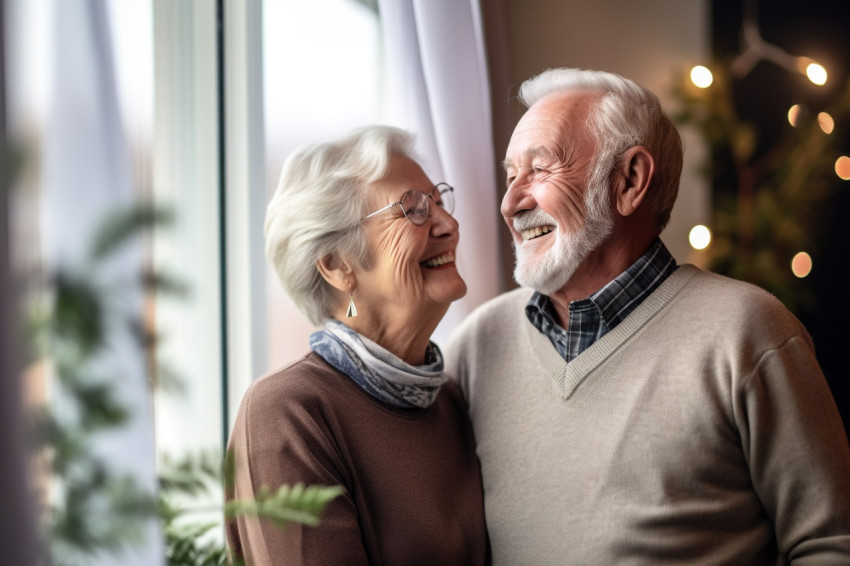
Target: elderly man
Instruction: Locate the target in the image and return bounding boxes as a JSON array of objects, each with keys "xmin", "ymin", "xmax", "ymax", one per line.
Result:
[{"xmin": 446, "ymin": 67, "xmax": 850, "ymax": 564}]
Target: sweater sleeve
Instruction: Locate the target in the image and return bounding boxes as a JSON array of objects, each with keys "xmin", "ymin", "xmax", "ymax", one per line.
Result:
[
  {"xmin": 734, "ymin": 333, "xmax": 850, "ymax": 563},
  {"xmin": 225, "ymin": 368, "xmax": 369, "ymax": 566}
]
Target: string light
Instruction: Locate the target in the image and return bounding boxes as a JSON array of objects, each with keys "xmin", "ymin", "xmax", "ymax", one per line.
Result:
[
  {"xmin": 818, "ymin": 112, "xmax": 835, "ymax": 134},
  {"xmin": 835, "ymin": 156, "xmax": 850, "ymax": 181},
  {"xmin": 787, "ymin": 104, "xmax": 804, "ymax": 127},
  {"xmin": 803, "ymin": 61, "xmax": 828, "ymax": 85},
  {"xmin": 688, "ymin": 225, "xmax": 712, "ymax": 250},
  {"xmin": 791, "ymin": 252, "xmax": 813, "ymax": 278},
  {"xmin": 690, "ymin": 66, "xmax": 714, "ymax": 88}
]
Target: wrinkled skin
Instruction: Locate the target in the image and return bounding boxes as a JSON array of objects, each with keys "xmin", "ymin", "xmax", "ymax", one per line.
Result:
[
  {"xmin": 502, "ymin": 89, "xmax": 659, "ymax": 323},
  {"xmin": 503, "ymin": 90, "xmax": 613, "ymax": 298},
  {"xmin": 345, "ymin": 155, "xmax": 466, "ymax": 364}
]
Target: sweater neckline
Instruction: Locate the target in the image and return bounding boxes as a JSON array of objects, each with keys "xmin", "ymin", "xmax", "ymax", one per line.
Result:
[{"xmin": 526, "ymin": 265, "xmax": 699, "ymax": 400}]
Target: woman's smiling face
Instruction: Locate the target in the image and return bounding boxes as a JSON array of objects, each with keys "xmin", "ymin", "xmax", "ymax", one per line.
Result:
[{"xmin": 353, "ymin": 154, "xmax": 466, "ymax": 331}]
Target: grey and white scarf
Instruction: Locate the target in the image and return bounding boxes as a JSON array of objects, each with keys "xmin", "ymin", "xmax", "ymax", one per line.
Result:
[{"xmin": 309, "ymin": 319, "xmax": 447, "ymax": 409}]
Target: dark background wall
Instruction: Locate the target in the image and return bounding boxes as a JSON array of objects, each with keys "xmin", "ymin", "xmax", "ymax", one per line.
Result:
[{"xmin": 712, "ymin": 0, "xmax": 850, "ymax": 428}]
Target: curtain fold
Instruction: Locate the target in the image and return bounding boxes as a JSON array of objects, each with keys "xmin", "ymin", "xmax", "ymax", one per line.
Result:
[
  {"xmin": 43, "ymin": 1, "xmax": 162, "ymax": 563},
  {"xmin": 477, "ymin": 0, "xmax": 518, "ymax": 290},
  {"xmin": 377, "ymin": 0, "xmax": 503, "ymax": 344},
  {"xmin": 0, "ymin": 0, "xmax": 37, "ymax": 558}
]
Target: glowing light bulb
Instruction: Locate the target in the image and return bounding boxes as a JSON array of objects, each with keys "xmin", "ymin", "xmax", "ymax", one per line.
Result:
[
  {"xmin": 806, "ymin": 63, "xmax": 827, "ymax": 85},
  {"xmin": 689, "ymin": 225, "xmax": 711, "ymax": 250},
  {"xmin": 818, "ymin": 112, "xmax": 834, "ymax": 134},
  {"xmin": 690, "ymin": 66, "xmax": 713, "ymax": 88},
  {"xmin": 835, "ymin": 156, "xmax": 850, "ymax": 181},
  {"xmin": 791, "ymin": 252, "xmax": 812, "ymax": 278},
  {"xmin": 787, "ymin": 104, "xmax": 803, "ymax": 127}
]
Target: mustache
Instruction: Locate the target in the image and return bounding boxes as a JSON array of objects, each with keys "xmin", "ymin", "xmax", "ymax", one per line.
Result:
[{"xmin": 511, "ymin": 209, "xmax": 558, "ymax": 232}]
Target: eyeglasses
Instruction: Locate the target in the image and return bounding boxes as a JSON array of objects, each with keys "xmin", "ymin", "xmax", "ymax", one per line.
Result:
[{"xmin": 361, "ymin": 183, "xmax": 455, "ymax": 226}]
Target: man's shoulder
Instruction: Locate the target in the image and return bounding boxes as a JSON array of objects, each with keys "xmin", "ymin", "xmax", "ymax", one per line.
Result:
[
  {"xmin": 450, "ymin": 287, "xmax": 530, "ymax": 341},
  {"xmin": 446, "ymin": 287, "xmax": 533, "ymax": 359},
  {"xmin": 466, "ymin": 286, "xmax": 534, "ymax": 323},
  {"xmin": 672, "ymin": 265, "xmax": 810, "ymax": 340},
  {"xmin": 678, "ymin": 265, "xmax": 792, "ymax": 311}
]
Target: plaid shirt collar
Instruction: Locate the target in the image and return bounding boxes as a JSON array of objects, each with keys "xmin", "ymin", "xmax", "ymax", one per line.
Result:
[{"xmin": 525, "ymin": 238, "xmax": 677, "ymax": 362}]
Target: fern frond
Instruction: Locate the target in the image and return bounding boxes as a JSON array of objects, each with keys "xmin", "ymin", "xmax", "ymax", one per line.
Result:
[{"xmin": 224, "ymin": 483, "xmax": 344, "ymax": 529}]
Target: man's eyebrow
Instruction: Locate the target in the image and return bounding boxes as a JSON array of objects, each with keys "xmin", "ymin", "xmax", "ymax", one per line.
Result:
[{"xmin": 503, "ymin": 146, "xmax": 557, "ymax": 171}]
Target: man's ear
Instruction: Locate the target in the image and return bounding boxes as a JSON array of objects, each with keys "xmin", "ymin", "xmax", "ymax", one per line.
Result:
[
  {"xmin": 316, "ymin": 254, "xmax": 356, "ymax": 293},
  {"xmin": 614, "ymin": 146, "xmax": 655, "ymax": 217}
]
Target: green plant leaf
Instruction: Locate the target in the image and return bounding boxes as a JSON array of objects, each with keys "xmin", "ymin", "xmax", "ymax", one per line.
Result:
[
  {"xmin": 89, "ymin": 203, "xmax": 174, "ymax": 262},
  {"xmin": 224, "ymin": 483, "xmax": 345, "ymax": 530}
]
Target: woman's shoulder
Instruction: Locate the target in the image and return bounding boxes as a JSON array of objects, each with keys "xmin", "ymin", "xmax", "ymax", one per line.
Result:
[
  {"xmin": 436, "ymin": 378, "xmax": 465, "ymax": 405},
  {"xmin": 240, "ymin": 352, "xmax": 349, "ymax": 416}
]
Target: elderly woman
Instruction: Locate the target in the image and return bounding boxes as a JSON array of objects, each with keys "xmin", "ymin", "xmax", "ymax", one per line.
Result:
[{"xmin": 225, "ymin": 125, "xmax": 489, "ymax": 565}]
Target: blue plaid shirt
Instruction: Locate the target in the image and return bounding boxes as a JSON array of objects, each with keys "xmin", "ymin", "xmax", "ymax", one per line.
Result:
[{"xmin": 525, "ymin": 238, "xmax": 678, "ymax": 362}]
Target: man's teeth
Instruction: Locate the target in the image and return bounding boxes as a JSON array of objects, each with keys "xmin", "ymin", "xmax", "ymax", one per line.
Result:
[
  {"xmin": 422, "ymin": 252, "xmax": 454, "ymax": 268},
  {"xmin": 520, "ymin": 225, "xmax": 555, "ymax": 241}
]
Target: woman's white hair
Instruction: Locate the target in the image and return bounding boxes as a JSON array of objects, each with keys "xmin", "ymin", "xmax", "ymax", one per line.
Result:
[
  {"xmin": 264, "ymin": 125, "xmax": 417, "ymax": 326},
  {"xmin": 519, "ymin": 68, "xmax": 683, "ymax": 230}
]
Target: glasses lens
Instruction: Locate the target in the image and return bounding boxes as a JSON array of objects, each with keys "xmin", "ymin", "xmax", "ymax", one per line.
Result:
[
  {"xmin": 401, "ymin": 190, "xmax": 429, "ymax": 225},
  {"xmin": 435, "ymin": 183, "xmax": 455, "ymax": 215}
]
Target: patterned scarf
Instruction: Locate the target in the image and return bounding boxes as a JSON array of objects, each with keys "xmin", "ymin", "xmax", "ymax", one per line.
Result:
[{"xmin": 309, "ymin": 319, "xmax": 447, "ymax": 409}]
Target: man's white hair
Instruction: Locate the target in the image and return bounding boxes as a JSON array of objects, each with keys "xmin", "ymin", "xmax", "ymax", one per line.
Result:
[{"xmin": 519, "ymin": 67, "xmax": 683, "ymax": 230}]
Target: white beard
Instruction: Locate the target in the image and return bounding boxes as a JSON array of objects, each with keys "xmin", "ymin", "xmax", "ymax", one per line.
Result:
[{"xmin": 513, "ymin": 180, "xmax": 614, "ymax": 295}]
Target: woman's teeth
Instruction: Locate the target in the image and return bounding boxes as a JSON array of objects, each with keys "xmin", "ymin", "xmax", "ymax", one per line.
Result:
[
  {"xmin": 421, "ymin": 252, "xmax": 454, "ymax": 268},
  {"xmin": 521, "ymin": 225, "xmax": 555, "ymax": 241}
]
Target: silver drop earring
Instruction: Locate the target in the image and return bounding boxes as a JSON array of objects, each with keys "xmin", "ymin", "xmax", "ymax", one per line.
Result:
[{"xmin": 346, "ymin": 292, "xmax": 358, "ymax": 318}]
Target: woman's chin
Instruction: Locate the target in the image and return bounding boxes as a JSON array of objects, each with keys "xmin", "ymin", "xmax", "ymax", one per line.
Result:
[
  {"xmin": 426, "ymin": 276, "xmax": 467, "ymax": 305},
  {"xmin": 451, "ymin": 278, "xmax": 468, "ymax": 302}
]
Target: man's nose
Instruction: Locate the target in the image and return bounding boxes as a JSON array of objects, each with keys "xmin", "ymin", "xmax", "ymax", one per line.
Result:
[{"xmin": 501, "ymin": 174, "xmax": 535, "ymax": 218}]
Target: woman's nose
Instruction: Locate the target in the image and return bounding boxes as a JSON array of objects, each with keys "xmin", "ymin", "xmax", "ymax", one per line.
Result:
[{"xmin": 429, "ymin": 203, "xmax": 457, "ymax": 238}]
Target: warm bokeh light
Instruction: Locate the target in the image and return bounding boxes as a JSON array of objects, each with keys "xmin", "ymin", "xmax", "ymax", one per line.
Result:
[
  {"xmin": 805, "ymin": 62, "xmax": 827, "ymax": 85},
  {"xmin": 787, "ymin": 104, "xmax": 803, "ymax": 127},
  {"xmin": 818, "ymin": 112, "xmax": 834, "ymax": 134},
  {"xmin": 791, "ymin": 252, "xmax": 813, "ymax": 278},
  {"xmin": 835, "ymin": 156, "xmax": 850, "ymax": 180},
  {"xmin": 688, "ymin": 225, "xmax": 711, "ymax": 250},
  {"xmin": 690, "ymin": 65, "xmax": 713, "ymax": 88}
]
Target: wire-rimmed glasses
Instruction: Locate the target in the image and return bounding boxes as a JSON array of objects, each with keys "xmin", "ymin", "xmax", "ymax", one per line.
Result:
[{"xmin": 361, "ymin": 183, "xmax": 455, "ymax": 226}]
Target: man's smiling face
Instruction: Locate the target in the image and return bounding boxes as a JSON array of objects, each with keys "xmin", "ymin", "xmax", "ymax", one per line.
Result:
[{"xmin": 501, "ymin": 90, "xmax": 614, "ymax": 295}]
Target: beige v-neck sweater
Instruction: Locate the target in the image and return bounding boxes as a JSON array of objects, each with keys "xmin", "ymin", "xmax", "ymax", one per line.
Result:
[{"xmin": 446, "ymin": 264, "xmax": 850, "ymax": 565}]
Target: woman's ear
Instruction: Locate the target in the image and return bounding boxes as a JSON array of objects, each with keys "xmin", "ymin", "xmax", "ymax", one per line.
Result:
[
  {"xmin": 614, "ymin": 146, "xmax": 655, "ymax": 217},
  {"xmin": 316, "ymin": 254, "xmax": 356, "ymax": 293}
]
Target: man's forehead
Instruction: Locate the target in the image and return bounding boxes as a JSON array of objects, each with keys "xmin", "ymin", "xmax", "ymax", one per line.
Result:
[
  {"xmin": 503, "ymin": 146, "xmax": 558, "ymax": 170},
  {"xmin": 523, "ymin": 89, "xmax": 598, "ymax": 129},
  {"xmin": 505, "ymin": 90, "xmax": 599, "ymax": 164}
]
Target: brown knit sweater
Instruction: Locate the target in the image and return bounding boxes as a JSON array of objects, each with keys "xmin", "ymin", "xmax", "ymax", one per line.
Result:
[{"xmin": 225, "ymin": 352, "xmax": 489, "ymax": 565}]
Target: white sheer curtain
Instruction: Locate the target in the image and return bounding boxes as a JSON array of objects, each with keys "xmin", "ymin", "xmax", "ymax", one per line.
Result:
[
  {"xmin": 42, "ymin": 1, "xmax": 162, "ymax": 563},
  {"xmin": 377, "ymin": 0, "xmax": 502, "ymax": 344}
]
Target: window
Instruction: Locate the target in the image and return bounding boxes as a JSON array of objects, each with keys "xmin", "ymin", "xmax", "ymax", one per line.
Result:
[
  {"xmin": 263, "ymin": 0, "xmax": 383, "ymax": 371},
  {"xmin": 6, "ymin": 5, "xmax": 499, "ymax": 558}
]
